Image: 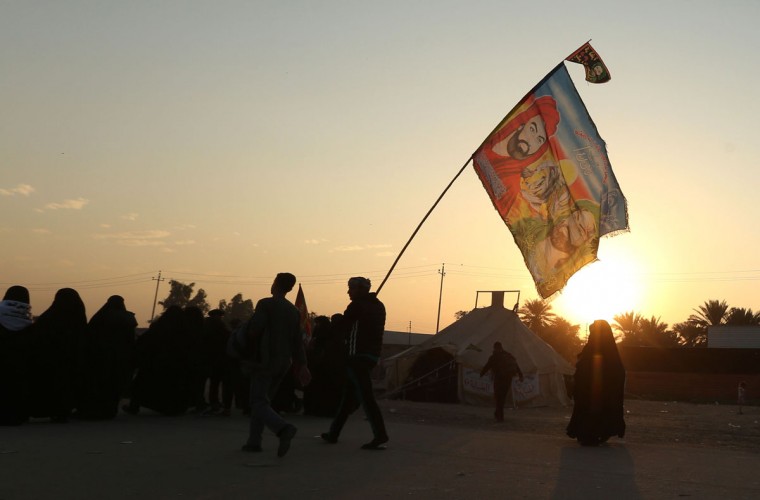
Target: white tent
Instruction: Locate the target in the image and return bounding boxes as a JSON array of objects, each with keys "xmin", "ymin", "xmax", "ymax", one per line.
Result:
[{"xmin": 384, "ymin": 293, "xmax": 574, "ymax": 406}]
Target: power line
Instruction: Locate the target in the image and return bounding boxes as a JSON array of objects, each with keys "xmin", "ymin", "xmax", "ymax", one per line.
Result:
[{"xmin": 7, "ymin": 265, "xmax": 760, "ymax": 294}]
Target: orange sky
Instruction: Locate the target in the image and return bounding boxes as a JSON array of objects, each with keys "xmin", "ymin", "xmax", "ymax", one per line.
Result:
[{"xmin": 3, "ymin": 1, "xmax": 760, "ymax": 334}]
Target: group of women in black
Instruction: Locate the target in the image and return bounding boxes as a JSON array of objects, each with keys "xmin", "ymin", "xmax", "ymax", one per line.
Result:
[
  {"xmin": 0, "ymin": 286, "xmax": 137, "ymax": 424},
  {"xmin": 123, "ymin": 305, "xmax": 250, "ymax": 417},
  {"xmin": 0, "ymin": 285, "xmax": 252, "ymax": 425}
]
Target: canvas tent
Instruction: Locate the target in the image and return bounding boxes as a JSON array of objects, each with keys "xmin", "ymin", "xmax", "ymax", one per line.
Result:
[{"xmin": 384, "ymin": 292, "xmax": 575, "ymax": 406}]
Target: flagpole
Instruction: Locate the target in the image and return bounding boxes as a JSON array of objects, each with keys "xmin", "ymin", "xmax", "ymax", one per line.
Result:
[{"xmin": 375, "ymin": 157, "xmax": 473, "ymax": 296}]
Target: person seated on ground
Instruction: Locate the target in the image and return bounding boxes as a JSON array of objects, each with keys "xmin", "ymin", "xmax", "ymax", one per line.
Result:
[{"xmin": 566, "ymin": 319, "xmax": 626, "ymax": 446}]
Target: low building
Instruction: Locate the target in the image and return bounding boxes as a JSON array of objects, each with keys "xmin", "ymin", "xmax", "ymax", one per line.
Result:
[
  {"xmin": 708, "ymin": 326, "xmax": 760, "ymax": 348},
  {"xmin": 620, "ymin": 346, "xmax": 760, "ymax": 403}
]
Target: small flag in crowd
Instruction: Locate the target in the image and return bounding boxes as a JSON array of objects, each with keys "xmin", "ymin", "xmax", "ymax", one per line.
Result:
[{"xmin": 295, "ymin": 284, "xmax": 312, "ymax": 342}]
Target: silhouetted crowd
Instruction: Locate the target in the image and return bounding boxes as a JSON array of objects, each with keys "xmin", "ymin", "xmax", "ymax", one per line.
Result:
[
  {"xmin": 0, "ymin": 284, "xmax": 348, "ymax": 426},
  {"xmin": 1, "ymin": 280, "xmax": 628, "ymax": 453}
]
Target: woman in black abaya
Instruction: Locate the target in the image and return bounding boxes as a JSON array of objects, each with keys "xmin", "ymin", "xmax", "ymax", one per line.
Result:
[
  {"xmin": 0, "ymin": 285, "xmax": 34, "ymax": 425},
  {"xmin": 27, "ymin": 288, "xmax": 87, "ymax": 423},
  {"xmin": 76, "ymin": 295, "xmax": 138, "ymax": 419},
  {"xmin": 124, "ymin": 306, "xmax": 194, "ymax": 416},
  {"xmin": 566, "ymin": 319, "xmax": 626, "ymax": 446}
]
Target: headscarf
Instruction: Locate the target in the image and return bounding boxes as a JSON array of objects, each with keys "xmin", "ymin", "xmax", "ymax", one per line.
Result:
[
  {"xmin": 0, "ymin": 285, "xmax": 32, "ymax": 331},
  {"xmin": 35, "ymin": 288, "xmax": 87, "ymax": 330}
]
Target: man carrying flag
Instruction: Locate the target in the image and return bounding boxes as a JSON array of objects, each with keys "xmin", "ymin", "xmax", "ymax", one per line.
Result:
[{"xmin": 472, "ymin": 43, "xmax": 627, "ymax": 298}]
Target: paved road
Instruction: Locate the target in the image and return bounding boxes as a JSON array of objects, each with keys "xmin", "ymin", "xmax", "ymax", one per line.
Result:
[{"xmin": 1, "ymin": 410, "xmax": 759, "ymax": 499}]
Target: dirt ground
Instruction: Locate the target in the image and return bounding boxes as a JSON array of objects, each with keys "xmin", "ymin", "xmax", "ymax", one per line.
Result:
[{"xmin": 378, "ymin": 397, "xmax": 760, "ymax": 453}]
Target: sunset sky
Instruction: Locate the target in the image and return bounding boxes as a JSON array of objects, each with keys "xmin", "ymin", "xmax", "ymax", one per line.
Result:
[{"xmin": 2, "ymin": 1, "xmax": 759, "ymax": 335}]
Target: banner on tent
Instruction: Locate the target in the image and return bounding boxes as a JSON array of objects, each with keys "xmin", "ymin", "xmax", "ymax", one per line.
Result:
[
  {"xmin": 462, "ymin": 367, "xmax": 492, "ymax": 396},
  {"xmin": 512, "ymin": 373, "xmax": 540, "ymax": 402},
  {"xmin": 462, "ymin": 368, "xmax": 540, "ymax": 403}
]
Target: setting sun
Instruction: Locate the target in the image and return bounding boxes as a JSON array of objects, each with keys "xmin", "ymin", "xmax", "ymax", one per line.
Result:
[{"xmin": 554, "ymin": 255, "xmax": 642, "ymax": 330}]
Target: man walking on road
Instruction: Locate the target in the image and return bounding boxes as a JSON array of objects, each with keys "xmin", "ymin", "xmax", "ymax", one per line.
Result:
[
  {"xmin": 242, "ymin": 272, "xmax": 310, "ymax": 457},
  {"xmin": 322, "ymin": 277, "xmax": 389, "ymax": 450}
]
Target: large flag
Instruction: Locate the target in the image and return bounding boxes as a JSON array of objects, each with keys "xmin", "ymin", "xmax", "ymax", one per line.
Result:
[
  {"xmin": 294, "ymin": 283, "xmax": 312, "ymax": 343},
  {"xmin": 472, "ymin": 61, "xmax": 628, "ymax": 298}
]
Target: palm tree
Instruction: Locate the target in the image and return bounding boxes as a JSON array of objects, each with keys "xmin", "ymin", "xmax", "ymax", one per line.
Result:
[
  {"xmin": 725, "ymin": 307, "xmax": 760, "ymax": 325},
  {"xmin": 639, "ymin": 316, "xmax": 679, "ymax": 347},
  {"xmin": 454, "ymin": 310, "xmax": 471, "ymax": 321},
  {"xmin": 688, "ymin": 300, "xmax": 730, "ymax": 327},
  {"xmin": 613, "ymin": 311, "xmax": 642, "ymax": 344},
  {"xmin": 673, "ymin": 321, "xmax": 706, "ymax": 347},
  {"xmin": 537, "ymin": 317, "xmax": 583, "ymax": 362},
  {"xmin": 518, "ymin": 299, "xmax": 556, "ymax": 332},
  {"xmin": 681, "ymin": 300, "xmax": 729, "ymax": 348}
]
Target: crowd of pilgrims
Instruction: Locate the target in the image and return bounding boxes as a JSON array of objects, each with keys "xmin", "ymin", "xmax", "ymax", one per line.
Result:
[{"xmin": 0, "ymin": 285, "xmax": 348, "ymax": 426}]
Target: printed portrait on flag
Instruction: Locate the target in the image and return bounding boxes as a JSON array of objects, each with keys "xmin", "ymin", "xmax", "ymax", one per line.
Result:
[{"xmin": 473, "ymin": 63, "xmax": 627, "ymax": 298}]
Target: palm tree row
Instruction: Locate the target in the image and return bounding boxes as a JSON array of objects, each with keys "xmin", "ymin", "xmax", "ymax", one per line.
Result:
[{"xmin": 516, "ymin": 298, "xmax": 760, "ymax": 361}]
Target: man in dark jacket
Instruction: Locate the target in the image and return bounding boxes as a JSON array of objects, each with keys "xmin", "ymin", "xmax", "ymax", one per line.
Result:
[
  {"xmin": 480, "ymin": 341, "xmax": 524, "ymax": 422},
  {"xmin": 321, "ymin": 277, "xmax": 388, "ymax": 450}
]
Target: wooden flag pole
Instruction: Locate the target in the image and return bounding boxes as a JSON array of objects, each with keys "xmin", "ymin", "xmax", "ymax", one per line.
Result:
[{"xmin": 375, "ymin": 157, "xmax": 473, "ymax": 296}]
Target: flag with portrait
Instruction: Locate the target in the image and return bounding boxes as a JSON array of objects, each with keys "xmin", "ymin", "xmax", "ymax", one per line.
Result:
[
  {"xmin": 472, "ymin": 61, "xmax": 628, "ymax": 298},
  {"xmin": 565, "ymin": 42, "xmax": 611, "ymax": 84}
]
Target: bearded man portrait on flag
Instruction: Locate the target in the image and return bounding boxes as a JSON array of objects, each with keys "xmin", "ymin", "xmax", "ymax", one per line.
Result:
[{"xmin": 474, "ymin": 95, "xmax": 561, "ymax": 216}]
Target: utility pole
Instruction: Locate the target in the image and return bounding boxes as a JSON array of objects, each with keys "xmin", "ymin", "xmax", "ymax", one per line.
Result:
[
  {"xmin": 436, "ymin": 263, "xmax": 446, "ymax": 334},
  {"xmin": 150, "ymin": 270, "xmax": 165, "ymax": 323}
]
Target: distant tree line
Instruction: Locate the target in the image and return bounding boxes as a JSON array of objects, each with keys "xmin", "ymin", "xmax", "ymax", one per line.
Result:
[
  {"xmin": 159, "ymin": 282, "xmax": 760, "ymax": 361},
  {"xmin": 455, "ymin": 299, "xmax": 760, "ymax": 363},
  {"xmin": 157, "ymin": 280, "xmax": 254, "ymax": 327}
]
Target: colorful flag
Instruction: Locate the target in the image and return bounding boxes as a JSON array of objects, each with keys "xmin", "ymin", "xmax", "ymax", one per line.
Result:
[
  {"xmin": 472, "ymin": 62, "xmax": 628, "ymax": 298},
  {"xmin": 565, "ymin": 42, "xmax": 611, "ymax": 84},
  {"xmin": 294, "ymin": 283, "xmax": 312, "ymax": 342}
]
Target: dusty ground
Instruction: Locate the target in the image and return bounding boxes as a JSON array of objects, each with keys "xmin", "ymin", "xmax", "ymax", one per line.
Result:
[
  {"xmin": 378, "ymin": 397, "xmax": 760, "ymax": 453},
  {"xmin": 4, "ymin": 398, "xmax": 760, "ymax": 498}
]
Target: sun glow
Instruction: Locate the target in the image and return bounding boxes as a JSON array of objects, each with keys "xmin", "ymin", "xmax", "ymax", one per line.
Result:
[{"xmin": 554, "ymin": 256, "xmax": 642, "ymax": 331}]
